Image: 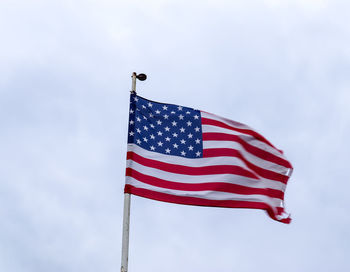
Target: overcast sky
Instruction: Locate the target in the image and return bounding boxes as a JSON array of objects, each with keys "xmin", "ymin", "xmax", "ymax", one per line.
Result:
[{"xmin": 1, "ymin": 0, "xmax": 349, "ymax": 271}]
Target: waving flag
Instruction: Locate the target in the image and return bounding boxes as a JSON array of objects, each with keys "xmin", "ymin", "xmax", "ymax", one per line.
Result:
[{"xmin": 125, "ymin": 93, "xmax": 293, "ymax": 223}]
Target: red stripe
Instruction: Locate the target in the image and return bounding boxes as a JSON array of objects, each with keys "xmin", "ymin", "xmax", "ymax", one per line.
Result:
[
  {"xmin": 202, "ymin": 133, "xmax": 292, "ymax": 168},
  {"xmin": 127, "ymin": 151, "xmax": 260, "ymax": 180},
  {"xmin": 124, "ymin": 185, "xmax": 291, "ymax": 224},
  {"xmin": 126, "ymin": 168, "xmax": 284, "ymax": 199},
  {"xmin": 203, "ymin": 148, "xmax": 289, "ymax": 184},
  {"xmin": 202, "ymin": 117, "xmax": 276, "ymax": 148}
]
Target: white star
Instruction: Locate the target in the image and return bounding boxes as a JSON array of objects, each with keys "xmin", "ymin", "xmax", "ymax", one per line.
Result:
[
  {"xmin": 150, "ymin": 134, "xmax": 155, "ymax": 139},
  {"xmin": 194, "ymin": 115, "xmax": 199, "ymax": 119},
  {"xmin": 196, "ymin": 151, "xmax": 201, "ymax": 157},
  {"xmin": 195, "ymin": 127, "xmax": 200, "ymax": 132},
  {"xmin": 157, "ymin": 120, "xmax": 162, "ymax": 125},
  {"xmin": 143, "ymin": 116, "xmax": 147, "ymax": 120},
  {"xmin": 178, "ymin": 106, "xmax": 183, "ymax": 111},
  {"xmin": 149, "ymin": 113, "xmax": 154, "ymax": 118},
  {"xmin": 143, "ymin": 137, "xmax": 148, "ymax": 142},
  {"xmin": 163, "ymin": 114, "xmax": 169, "ymax": 119},
  {"xmin": 186, "ymin": 111, "xmax": 191, "ymax": 114},
  {"xmin": 173, "ymin": 143, "xmax": 178, "ymax": 149},
  {"xmin": 136, "ymin": 139, "xmax": 141, "ymax": 144},
  {"xmin": 148, "ymin": 102, "xmax": 153, "ymax": 107},
  {"xmin": 180, "ymin": 127, "xmax": 185, "ymax": 133},
  {"xmin": 187, "ymin": 121, "xmax": 192, "ymax": 126},
  {"xmin": 157, "ymin": 141, "xmax": 163, "ymax": 147},
  {"xmin": 129, "ymin": 120, "xmax": 134, "ymax": 125},
  {"xmin": 136, "ymin": 128, "xmax": 141, "ymax": 134},
  {"xmin": 180, "ymin": 139, "xmax": 186, "ymax": 144},
  {"xmin": 165, "ymin": 126, "xmax": 170, "ymax": 132},
  {"xmin": 157, "ymin": 131, "xmax": 163, "ymax": 136},
  {"xmin": 142, "ymin": 105, "xmax": 147, "ymax": 109},
  {"xmin": 187, "ymin": 133, "xmax": 193, "ymax": 138},
  {"xmin": 136, "ymin": 117, "xmax": 141, "ymax": 122},
  {"xmin": 195, "ymin": 138, "xmax": 201, "ymax": 144},
  {"xmin": 172, "ymin": 121, "xmax": 177, "ymax": 126},
  {"xmin": 165, "ymin": 148, "xmax": 171, "ymax": 154},
  {"xmin": 129, "ymin": 131, "xmax": 134, "ymax": 136},
  {"xmin": 134, "ymin": 97, "xmax": 139, "ymax": 102},
  {"xmin": 188, "ymin": 145, "xmax": 194, "ymax": 151},
  {"xmin": 170, "ymin": 111, "xmax": 176, "ymax": 114},
  {"xmin": 150, "ymin": 146, "xmax": 155, "ymax": 151},
  {"xmin": 130, "ymin": 109, "xmax": 134, "ymax": 114},
  {"xmin": 165, "ymin": 137, "xmax": 171, "ymax": 142},
  {"xmin": 150, "ymin": 124, "xmax": 155, "ymax": 128},
  {"xmin": 155, "ymin": 110, "xmax": 161, "ymax": 114},
  {"xmin": 179, "ymin": 114, "xmax": 184, "ymax": 120},
  {"xmin": 181, "ymin": 151, "xmax": 186, "ymax": 156},
  {"xmin": 162, "ymin": 105, "xmax": 168, "ymax": 110},
  {"xmin": 172, "ymin": 133, "xmax": 178, "ymax": 138},
  {"xmin": 143, "ymin": 126, "xmax": 148, "ymax": 131}
]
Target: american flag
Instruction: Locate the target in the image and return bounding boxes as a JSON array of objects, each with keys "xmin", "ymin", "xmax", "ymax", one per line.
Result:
[{"xmin": 125, "ymin": 93, "xmax": 293, "ymax": 223}]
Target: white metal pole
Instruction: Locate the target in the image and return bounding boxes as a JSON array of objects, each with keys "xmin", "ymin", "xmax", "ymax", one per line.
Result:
[
  {"xmin": 131, "ymin": 72, "xmax": 137, "ymax": 93},
  {"xmin": 121, "ymin": 193, "xmax": 131, "ymax": 272},
  {"xmin": 121, "ymin": 73, "xmax": 137, "ymax": 272}
]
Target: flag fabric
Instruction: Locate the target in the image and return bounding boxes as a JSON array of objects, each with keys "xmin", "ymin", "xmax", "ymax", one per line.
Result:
[{"xmin": 125, "ymin": 93, "xmax": 293, "ymax": 223}]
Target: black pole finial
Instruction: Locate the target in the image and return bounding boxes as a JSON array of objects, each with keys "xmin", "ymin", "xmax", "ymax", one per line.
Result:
[{"xmin": 136, "ymin": 73, "xmax": 147, "ymax": 81}]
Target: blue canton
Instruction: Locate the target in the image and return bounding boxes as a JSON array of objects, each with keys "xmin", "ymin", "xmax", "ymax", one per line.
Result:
[{"xmin": 128, "ymin": 94, "xmax": 203, "ymax": 158}]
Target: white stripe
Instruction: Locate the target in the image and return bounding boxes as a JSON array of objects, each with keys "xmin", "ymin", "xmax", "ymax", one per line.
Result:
[
  {"xmin": 128, "ymin": 144, "xmax": 250, "ymax": 170},
  {"xmin": 126, "ymin": 176, "xmax": 283, "ymax": 208},
  {"xmin": 128, "ymin": 143, "xmax": 288, "ymax": 177},
  {"xmin": 203, "ymin": 141, "xmax": 290, "ymax": 175},
  {"xmin": 127, "ymin": 141, "xmax": 289, "ymax": 182},
  {"xmin": 201, "ymin": 111, "xmax": 290, "ymax": 162},
  {"xmin": 127, "ymin": 159, "xmax": 286, "ymax": 191},
  {"xmin": 202, "ymin": 124, "xmax": 285, "ymax": 159},
  {"xmin": 201, "ymin": 111, "xmax": 251, "ymax": 130}
]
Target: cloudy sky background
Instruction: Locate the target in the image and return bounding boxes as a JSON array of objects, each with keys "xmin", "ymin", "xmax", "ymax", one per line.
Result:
[{"xmin": 1, "ymin": 0, "xmax": 349, "ymax": 271}]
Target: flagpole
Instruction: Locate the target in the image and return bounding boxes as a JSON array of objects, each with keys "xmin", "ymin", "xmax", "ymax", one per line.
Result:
[
  {"xmin": 121, "ymin": 72, "xmax": 147, "ymax": 272},
  {"xmin": 121, "ymin": 193, "xmax": 131, "ymax": 272}
]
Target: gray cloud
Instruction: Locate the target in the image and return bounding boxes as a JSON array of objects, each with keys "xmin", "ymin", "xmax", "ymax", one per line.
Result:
[{"xmin": 0, "ymin": 0, "xmax": 349, "ymax": 271}]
